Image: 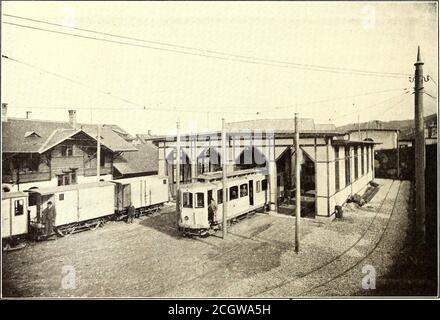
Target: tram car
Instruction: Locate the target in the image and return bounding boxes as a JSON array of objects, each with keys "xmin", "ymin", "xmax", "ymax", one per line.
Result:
[
  {"xmin": 2, "ymin": 191, "xmax": 29, "ymax": 250},
  {"xmin": 27, "ymin": 181, "xmax": 116, "ymax": 238},
  {"xmin": 113, "ymin": 175, "xmax": 169, "ymax": 219},
  {"xmin": 178, "ymin": 171, "xmax": 268, "ymax": 236}
]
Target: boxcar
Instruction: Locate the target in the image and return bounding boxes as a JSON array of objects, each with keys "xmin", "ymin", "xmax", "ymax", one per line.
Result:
[
  {"xmin": 113, "ymin": 175, "xmax": 169, "ymax": 216},
  {"xmin": 28, "ymin": 181, "xmax": 115, "ymax": 236},
  {"xmin": 2, "ymin": 191, "xmax": 29, "ymax": 239},
  {"xmin": 178, "ymin": 172, "xmax": 268, "ymax": 236}
]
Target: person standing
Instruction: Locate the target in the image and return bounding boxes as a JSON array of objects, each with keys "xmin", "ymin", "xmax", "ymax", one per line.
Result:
[
  {"xmin": 127, "ymin": 203, "xmax": 135, "ymax": 223},
  {"xmin": 42, "ymin": 201, "xmax": 56, "ymax": 236},
  {"xmin": 208, "ymin": 197, "xmax": 218, "ymax": 226}
]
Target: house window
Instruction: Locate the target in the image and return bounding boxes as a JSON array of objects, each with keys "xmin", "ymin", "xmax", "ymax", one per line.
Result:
[
  {"xmin": 229, "ymin": 186, "xmax": 239, "ymax": 200},
  {"xmin": 240, "ymin": 184, "xmax": 248, "ymax": 197},
  {"xmin": 354, "ymin": 147, "xmax": 359, "ymax": 180},
  {"xmin": 163, "ymin": 179, "xmax": 167, "ymax": 184},
  {"xmin": 61, "ymin": 145, "xmax": 73, "ymax": 157},
  {"xmin": 345, "ymin": 148, "xmax": 351, "ymax": 186},
  {"xmin": 71, "ymin": 171, "xmax": 77, "ymax": 184},
  {"xmin": 57, "ymin": 172, "xmax": 77, "ymax": 186},
  {"xmin": 195, "ymin": 192, "xmax": 204, "ymax": 208},
  {"xmin": 100, "ymin": 152, "xmax": 105, "ymax": 167},
  {"xmin": 217, "ymin": 189, "xmax": 223, "ymax": 204},
  {"xmin": 366, "ymin": 147, "xmax": 370, "ymax": 173},
  {"xmin": 335, "ymin": 147, "xmax": 340, "ymax": 192},
  {"xmin": 59, "ymin": 194, "xmax": 64, "ymax": 201},
  {"xmin": 14, "ymin": 200, "xmax": 24, "ymax": 216},
  {"xmin": 182, "ymin": 192, "xmax": 193, "ymax": 208}
]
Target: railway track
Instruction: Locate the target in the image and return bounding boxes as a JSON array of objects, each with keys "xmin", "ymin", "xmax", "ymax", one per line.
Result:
[
  {"xmin": 152, "ymin": 180, "xmax": 400, "ymax": 297},
  {"xmin": 251, "ymin": 179, "xmax": 402, "ymax": 297}
]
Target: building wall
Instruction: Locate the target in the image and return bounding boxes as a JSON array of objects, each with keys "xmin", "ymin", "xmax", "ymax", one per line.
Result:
[{"xmin": 349, "ymin": 130, "xmax": 398, "ymax": 150}]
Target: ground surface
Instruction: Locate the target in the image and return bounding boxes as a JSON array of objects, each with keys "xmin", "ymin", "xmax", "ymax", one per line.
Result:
[{"xmin": 2, "ymin": 179, "xmax": 435, "ymax": 297}]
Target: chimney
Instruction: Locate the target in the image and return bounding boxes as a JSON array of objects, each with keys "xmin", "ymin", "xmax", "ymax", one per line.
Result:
[
  {"xmin": 148, "ymin": 129, "xmax": 151, "ymax": 136},
  {"xmin": 2, "ymin": 103, "xmax": 7, "ymax": 122},
  {"xmin": 26, "ymin": 111, "xmax": 32, "ymax": 119},
  {"xmin": 68, "ymin": 110, "xmax": 77, "ymax": 128}
]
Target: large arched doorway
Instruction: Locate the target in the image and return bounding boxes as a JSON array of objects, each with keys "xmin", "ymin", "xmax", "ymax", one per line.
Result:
[
  {"xmin": 166, "ymin": 149, "xmax": 192, "ymax": 198},
  {"xmin": 197, "ymin": 147, "xmax": 221, "ymax": 175},
  {"xmin": 235, "ymin": 146, "xmax": 267, "ymax": 170}
]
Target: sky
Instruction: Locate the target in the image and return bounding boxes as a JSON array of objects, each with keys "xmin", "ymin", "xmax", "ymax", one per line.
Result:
[{"xmin": 1, "ymin": 1, "xmax": 438, "ymax": 135}]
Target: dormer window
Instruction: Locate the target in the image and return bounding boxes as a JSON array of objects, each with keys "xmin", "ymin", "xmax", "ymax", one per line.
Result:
[{"xmin": 24, "ymin": 131, "xmax": 41, "ymax": 138}]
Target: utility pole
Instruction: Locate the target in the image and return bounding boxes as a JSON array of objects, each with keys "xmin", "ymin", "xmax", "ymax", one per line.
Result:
[
  {"xmin": 222, "ymin": 118, "xmax": 228, "ymax": 239},
  {"xmin": 176, "ymin": 121, "xmax": 181, "ymax": 216},
  {"xmin": 97, "ymin": 124, "xmax": 101, "ymax": 180},
  {"xmin": 294, "ymin": 113, "xmax": 301, "ymax": 253},
  {"xmin": 414, "ymin": 46, "xmax": 426, "ymax": 245}
]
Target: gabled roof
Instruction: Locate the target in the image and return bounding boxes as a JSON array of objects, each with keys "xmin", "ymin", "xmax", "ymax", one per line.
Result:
[
  {"xmin": 113, "ymin": 143, "xmax": 158, "ymax": 175},
  {"xmin": 224, "ymin": 118, "xmax": 338, "ymax": 132},
  {"xmin": 2, "ymin": 118, "xmax": 137, "ymax": 153}
]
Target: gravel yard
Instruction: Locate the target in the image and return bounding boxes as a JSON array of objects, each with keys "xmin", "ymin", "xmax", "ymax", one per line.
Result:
[{"xmin": 2, "ymin": 179, "xmax": 429, "ymax": 298}]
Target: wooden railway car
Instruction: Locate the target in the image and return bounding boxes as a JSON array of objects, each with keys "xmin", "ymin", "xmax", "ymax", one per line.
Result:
[
  {"xmin": 178, "ymin": 172, "xmax": 268, "ymax": 236},
  {"xmin": 27, "ymin": 181, "xmax": 115, "ymax": 238},
  {"xmin": 2, "ymin": 191, "xmax": 29, "ymax": 249},
  {"xmin": 112, "ymin": 175, "xmax": 169, "ymax": 218}
]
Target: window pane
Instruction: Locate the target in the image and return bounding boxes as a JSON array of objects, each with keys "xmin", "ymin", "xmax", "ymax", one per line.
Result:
[
  {"xmin": 58, "ymin": 175, "xmax": 63, "ymax": 186},
  {"xmin": 196, "ymin": 193, "xmax": 204, "ymax": 208},
  {"xmin": 262, "ymin": 179, "xmax": 268, "ymax": 191},
  {"xmin": 183, "ymin": 192, "xmax": 193, "ymax": 208},
  {"xmin": 217, "ymin": 189, "xmax": 223, "ymax": 204},
  {"xmin": 240, "ymin": 184, "xmax": 248, "ymax": 197},
  {"xmin": 14, "ymin": 200, "xmax": 24, "ymax": 216},
  {"xmin": 59, "ymin": 194, "xmax": 64, "ymax": 201},
  {"xmin": 229, "ymin": 186, "xmax": 239, "ymax": 200}
]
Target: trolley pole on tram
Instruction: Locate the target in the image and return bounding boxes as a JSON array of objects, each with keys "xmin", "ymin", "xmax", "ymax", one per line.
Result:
[
  {"xmin": 222, "ymin": 118, "xmax": 228, "ymax": 239},
  {"xmin": 294, "ymin": 113, "xmax": 301, "ymax": 253},
  {"xmin": 176, "ymin": 121, "xmax": 181, "ymax": 217},
  {"xmin": 97, "ymin": 123, "xmax": 101, "ymax": 180}
]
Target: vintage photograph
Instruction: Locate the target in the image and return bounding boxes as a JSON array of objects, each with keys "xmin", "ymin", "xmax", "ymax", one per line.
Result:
[{"xmin": 1, "ymin": 1, "xmax": 438, "ymax": 299}]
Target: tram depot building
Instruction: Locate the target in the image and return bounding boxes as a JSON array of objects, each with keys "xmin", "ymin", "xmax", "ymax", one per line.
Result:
[{"xmin": 152, "ymin": 118, "xmax": 376, "ymax": 218}]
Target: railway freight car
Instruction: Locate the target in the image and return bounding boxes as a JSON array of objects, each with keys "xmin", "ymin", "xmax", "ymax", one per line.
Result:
[
  {"xmin": 178, "ymin": 171, "xmax": 268, "ymax": 236},
  {"xmin": 2, "ymin": 191, "xmax": 29, "ymax": 250},
  {"xmin": 112, "ymin": 175, "xmax": 169, "ymax": 218},
  {"xmin": 28, "ymin": 181, "xmax": 115, "ymax": 238}
]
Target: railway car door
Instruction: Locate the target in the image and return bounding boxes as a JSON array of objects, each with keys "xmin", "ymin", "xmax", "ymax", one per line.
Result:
[
  {"xmin": 249, "ymin": 180, "xmax": 254, "ymax": 206},
  {"xmin": 123, "ymin": 184, "xmax": 131, "ymax": 207}
]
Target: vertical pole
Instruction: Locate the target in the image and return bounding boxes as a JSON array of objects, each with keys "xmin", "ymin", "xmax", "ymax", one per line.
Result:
[
  {"xmin": 397, "ymin": 131, "xmax": 400, "ymax": 179},
  {"xmin": 222, "ymin": 118, "xmax": 228, "ymax": 239},
  {"xmin": 97, "ymin": 124, "xmax": 101, "ymax": 180},
  {"xmin": 176, "ymin": 121, "xmax": 181, "ymax": 215},
  {"xmin": 414, "ymin": 46, "xmax": 426, "ymax": 244},
  {"xmin": 294, "ymin": 113, "xmax": 301, "ymax": 253}
]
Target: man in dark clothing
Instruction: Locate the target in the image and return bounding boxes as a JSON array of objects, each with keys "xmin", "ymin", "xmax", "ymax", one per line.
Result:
[
  {"xmin": 42, "ymin": 201, "xmax": 56, "ymax": 236},
  {"xmin": 208, "ymin": 197, "xmax": 218, "ymax": 226},
  {"xmin": 127, "ymin": 204, "xmax": 135, "ymax": 223}
]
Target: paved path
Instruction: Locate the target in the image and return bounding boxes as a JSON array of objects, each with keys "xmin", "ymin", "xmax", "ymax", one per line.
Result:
[{"xmin": 2, "ymin": 179, "xmax": 414, "ymax": 297}]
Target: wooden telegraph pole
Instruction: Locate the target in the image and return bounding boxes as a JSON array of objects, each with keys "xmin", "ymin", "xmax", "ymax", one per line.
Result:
[
  {"xmin": 414, "ymin": 46, "xmax": 426, "ymax": 244},
  {"xmin": 294, "ymin": 113, "xmax": 301, "ymax": 253},
  {"xmin": 176, "ymin": 121, "xmax": 181, "ymax": 217},
  {"xmin": 222, "ymin": 118, "xmax": 228, "ymax": 239}
]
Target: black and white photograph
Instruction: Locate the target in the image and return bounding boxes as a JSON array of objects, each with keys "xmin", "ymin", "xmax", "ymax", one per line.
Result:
[{"xmin": 0, "ymin": 1, "xmax": 438, "ymax": 302}]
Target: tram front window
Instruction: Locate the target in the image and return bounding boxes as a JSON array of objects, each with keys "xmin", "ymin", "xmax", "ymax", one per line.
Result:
[
  {"xmin": 196, "ymin": 192, "xmax": 205, "ymax": 208},
  {"xmin": 182, "ymin": 192, "xmax": 193, "ymax": 208}
]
